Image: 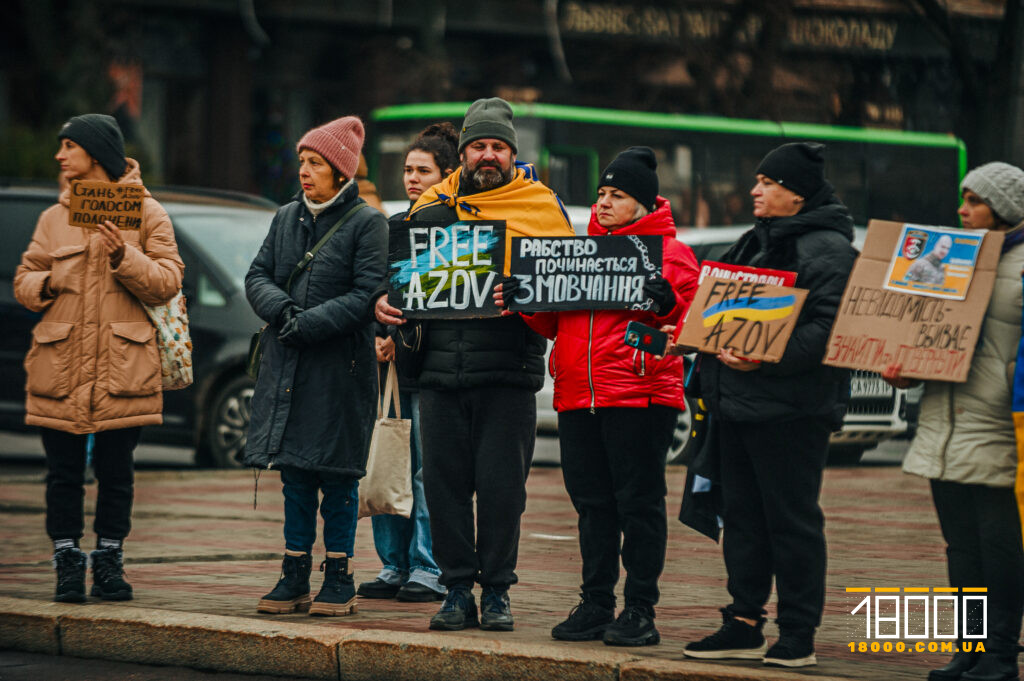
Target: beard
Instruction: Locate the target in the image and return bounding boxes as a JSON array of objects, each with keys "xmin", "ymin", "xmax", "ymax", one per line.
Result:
[{"xmin": 464, "ymin": 159, "xmax": 512, "ymax": 192}]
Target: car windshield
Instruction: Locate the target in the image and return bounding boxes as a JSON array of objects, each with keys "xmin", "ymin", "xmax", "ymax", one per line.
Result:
[{"xmin": 169, "ymin": 207, "xmax": 274, "ymax": 288}]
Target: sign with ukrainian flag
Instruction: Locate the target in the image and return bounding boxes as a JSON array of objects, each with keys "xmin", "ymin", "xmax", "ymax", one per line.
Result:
[{"xmin": 675, "ymin": 277, "xmax": 808, "ymax": 362}]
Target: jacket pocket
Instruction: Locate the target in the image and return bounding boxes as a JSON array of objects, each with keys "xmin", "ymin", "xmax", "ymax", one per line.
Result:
[
  {"xmin": 108, "ymin": 321, "xmax": 161, "ymax": 397},
  {"xmin": 26, "ymin": 322, "xmax": 75, "ymax": 398},
  {"xmin": 49, "ymin": 244, "xmax": 87, "ymax": 295}
]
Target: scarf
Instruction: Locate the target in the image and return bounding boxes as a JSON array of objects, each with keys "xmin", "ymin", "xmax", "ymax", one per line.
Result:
[
  {"xmin": 302, "ymin": 178, "xmax": 354, "ymax": 217},
  {"xmin": 408, "ymin": 161, "xmax": 574, "ymax": 271}
]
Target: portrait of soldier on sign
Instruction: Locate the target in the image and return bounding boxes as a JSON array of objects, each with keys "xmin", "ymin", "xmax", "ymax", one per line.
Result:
[{"xmin": 904, "ymin": 234, "xmax": 952, "ymax": 285}]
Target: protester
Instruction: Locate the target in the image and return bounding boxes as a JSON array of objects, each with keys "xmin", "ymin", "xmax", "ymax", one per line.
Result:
[
  {"xmin": 245, "ymin": 116, "xmax": 388, "ymax": 617},
  {"xmin": 374, "ymin": 97, "xmax": 574, "ymax": 631},
  {"xmin": 496, "ymin": 147, "xmax": 699, "ymax": 646},
  {"xmin": 357, "ymin": 123, "xmax": 459, "ymax": 603},
  {"xmin": 683, "ymin": 142, "xmax": 857, "ymax": 667},
  {"xmin": 884, "ymin": 162, "xmax": 1024, "ymax": 681},
  {"xmin": 14, "ymin": 114, "xmax": 184, "ymax": 603}
]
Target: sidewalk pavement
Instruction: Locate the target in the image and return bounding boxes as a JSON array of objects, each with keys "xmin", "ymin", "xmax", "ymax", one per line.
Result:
[{"xmin": 0, "ymin": 461, "xmax": 958, "ymax": 680}]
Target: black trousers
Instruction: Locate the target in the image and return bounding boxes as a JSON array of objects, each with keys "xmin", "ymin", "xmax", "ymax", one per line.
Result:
[
  {"xmin": 42, "ymin": 427, "xmax": 141, "ymax": 542},
  {"xmin": 558, "ymin": 406, "xmax": 676, "ymax": 611},
  {"xmin": 718, "ymin": 416, "xmax": 830, "ymax": 632},
  {"xmin": 930, "ymin": 479, "xmax": 1024, "ymax": 656},
  {"xmin": 419, "ymin": 386, "xmax": 535, "ymax": 589}
]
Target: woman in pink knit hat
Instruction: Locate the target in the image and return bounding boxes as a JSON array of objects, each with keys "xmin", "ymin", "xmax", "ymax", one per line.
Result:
[{"xmin": 244, "ymin": 116, "xmax": 389, "ymax": 617}]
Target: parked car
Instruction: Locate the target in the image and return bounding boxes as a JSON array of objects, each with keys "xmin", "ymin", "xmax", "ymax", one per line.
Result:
[{"xmin": 0, "ymin": 183, "xmax": 275, "ymax": 468}]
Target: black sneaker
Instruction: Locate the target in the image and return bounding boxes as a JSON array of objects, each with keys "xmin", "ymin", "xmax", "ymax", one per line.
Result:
[
  {"xmin": 257, "ymin": 553, "xmax": 312, "ymax": 613},
  {"xmin": 357, "ymin": 577, "xmax": 400, "ymax": 599},
  {"xmin": 89, "ymin": 548, "xmax": 133, "ymax": 601},
  {"xmin": 479, "ymin": 588, "xmax": 514, "ymax": 631},
  {"xmin": 429, "ymin": 587, "xmax": 479, "ymax": 631},
  {"xmin": 552, "ymin": 600, "xmax": 615, "ymax": 641},
  {"xmin": 53, "ymin": 547, "xmax": 87, "ymax": 603},
  {"xmin": 929, "ymin": 650, "xmax": 981, "ymax": 681},
  {"xmin": 683, "ymin": 610, "xmax": 767, "ymax": 659},
  {"xmin": 764, "ymin": 632, "xmax": 817, "ymax": 667},
  {"xmin": 603, "ymin": 605, "xmax": 660, "ymax": 647}
]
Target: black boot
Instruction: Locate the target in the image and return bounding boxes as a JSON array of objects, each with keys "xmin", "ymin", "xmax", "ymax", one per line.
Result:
[
  {"xmin": 929, "ymin": 649, "xmax": 982, "ymax": 681},
  {"xmin": 53, "ymin": 547, "xmax": 87, "ymax": 603},
  {"xmin": 309, "ymin": 553, "xmax": 357, "ymax": 617},
  {"xmin": 257, "ymin": 552, "xmax": 312, "ymax": 614},
  {"xmin": 961, "ymin": 653, "xmax": 1019, "ymax": 681},
  {"xmin": 90, "ymin": 547, "xmax": 133, "ymax": 601}
]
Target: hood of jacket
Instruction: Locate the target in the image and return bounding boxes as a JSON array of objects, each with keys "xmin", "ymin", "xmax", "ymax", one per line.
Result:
[
  {"xmin": 587, "ymin": 195, "xmax": 677, "ymax": 238},
  {"xmin": 58, "ymin": 158, "xmax": 148, "ymax": 208}
]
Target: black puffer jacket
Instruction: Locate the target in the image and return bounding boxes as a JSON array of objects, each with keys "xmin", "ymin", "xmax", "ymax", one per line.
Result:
[
  {"xmin": 406, "ymin": 202, "xmax": 547, "ymax": 392},
  {"xmin": 244, "ymin": 183, "xmax": 388, "ymax": 475},
  {"xmin": 700, "ymin": 191, "xmax": 857, "ymax": 428}
]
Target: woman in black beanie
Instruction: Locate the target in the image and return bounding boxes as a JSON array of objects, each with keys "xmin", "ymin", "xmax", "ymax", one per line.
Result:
[{"xmin": 683, "ymin": 142, "xmax": 857, "ymax": 667}]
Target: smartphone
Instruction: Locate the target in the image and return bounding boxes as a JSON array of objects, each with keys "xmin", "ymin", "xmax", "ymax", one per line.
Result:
[{"xmin": 624, "ymin": 321, "xmax": 670, "ymax": 356}]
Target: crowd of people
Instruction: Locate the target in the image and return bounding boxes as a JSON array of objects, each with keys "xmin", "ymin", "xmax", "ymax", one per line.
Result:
[{"xmin": 14, "ymin": 99, "xmax": 1024, "ymax": 681}]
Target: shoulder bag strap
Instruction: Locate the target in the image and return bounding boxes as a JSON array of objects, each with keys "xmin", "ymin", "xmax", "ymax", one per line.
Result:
[{"xmin": 284, "ymin": 201, "xmax": 367, "ymax": 294}]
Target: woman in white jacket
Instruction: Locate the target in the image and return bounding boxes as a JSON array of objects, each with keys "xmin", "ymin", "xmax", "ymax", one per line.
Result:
[{"xmin": 885, "ymin": 162, "xmax": 1024, "ymax": 681}]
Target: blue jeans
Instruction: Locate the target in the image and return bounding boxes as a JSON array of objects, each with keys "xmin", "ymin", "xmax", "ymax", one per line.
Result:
[
  {"xmin": 280, "ymin": 466, "xmax": 358, "ymax": 555},
  {"xmin": 370, "ymin": 392, "xmax": 442, "ymax": 592}
]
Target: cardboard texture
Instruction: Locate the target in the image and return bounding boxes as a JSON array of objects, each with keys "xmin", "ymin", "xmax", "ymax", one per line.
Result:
[
  {"xmin": 675, "ymin": 276, "xmax": 808, "ymax": 362},
  {"xmin": 68, "ymin": 180, "xmax": 145, "ymax": 229},
  {"xmin": 824, "ymin": 219, "xmax": 1003, "ymax": 382}
]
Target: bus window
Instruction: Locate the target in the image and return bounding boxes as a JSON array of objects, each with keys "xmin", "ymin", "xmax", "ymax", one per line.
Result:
[{"xmin": 545, "ymin": 146, "xmax": 597, "ymax": 206}]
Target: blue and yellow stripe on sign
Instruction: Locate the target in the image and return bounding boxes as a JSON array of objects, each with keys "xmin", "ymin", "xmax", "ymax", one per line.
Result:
[{"xmin": 702, "ymin": 294, "xmax": 796, "ymax": 327}]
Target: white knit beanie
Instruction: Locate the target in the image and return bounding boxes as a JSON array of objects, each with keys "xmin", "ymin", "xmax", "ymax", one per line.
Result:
[{"xmin": 960, "ymin": 162, "xmax": 1024, "ymax": 226}]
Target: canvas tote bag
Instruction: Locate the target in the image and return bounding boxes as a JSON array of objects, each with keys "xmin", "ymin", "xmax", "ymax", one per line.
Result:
[{"xmin": 358, "ymin": 361, "xmax": 413, "ymax": 519}]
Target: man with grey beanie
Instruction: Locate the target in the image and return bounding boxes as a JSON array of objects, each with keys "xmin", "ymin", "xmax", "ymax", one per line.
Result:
[{"xmin": 885, "ymin": 160, "xmax": 1024, "ymax": 681}]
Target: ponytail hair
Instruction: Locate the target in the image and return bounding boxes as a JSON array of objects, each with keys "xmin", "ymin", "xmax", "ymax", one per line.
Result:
[{"xmin": 407, "ymin": 122, "xmax": 459, "ymax": 177}]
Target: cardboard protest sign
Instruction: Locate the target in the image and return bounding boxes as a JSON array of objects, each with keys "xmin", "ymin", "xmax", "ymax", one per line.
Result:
[
  {"xmin": 824, "ymin": 220, "xmax": 1003, "ymax": 382},
  {"xmin": 675, "ymin": 277, "xmax": 808, "ymax": 362},
  {"xmin": 507, "ymin": 235, "xmax": 662, "ymax": 311},
  {"xmin": 883, "ymin": 224, "xmax": 984, "ymax": 300},
  {"xmin": 698, "ymin": 260, "xmax": 797, "ymax": 286},
  {"xmin": 68, "ymin": 180, "xmax": 145, "ymax": 230},
  {"xmin": 387, "ymin": 220, "xmax": 505, "ymax": 319}
]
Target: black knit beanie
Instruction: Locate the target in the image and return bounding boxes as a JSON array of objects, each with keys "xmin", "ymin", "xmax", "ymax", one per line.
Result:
[
  {"xmin": 459, "ymin": 98, "xmax": 518, "ymax": 154},
  {"xmin": 58, "ymin": 114, "xmax": 127, "ymax": 181},
  {"xmin": 599, "ymin": 146, "xmax": 659, "ymax": 212},
  {"xmin": 755, "ymin": 142, "xmax": 826, "ymax": 200}
]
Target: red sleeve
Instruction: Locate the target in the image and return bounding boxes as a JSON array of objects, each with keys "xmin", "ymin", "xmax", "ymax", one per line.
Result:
[{"xmin": 520, "ymin": 310, "xmax": 559, "ymax": 339}]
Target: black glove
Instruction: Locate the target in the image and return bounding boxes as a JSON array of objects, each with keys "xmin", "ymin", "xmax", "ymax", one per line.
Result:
[
  {"xmin": 643, "ymin": 274, "xmax": 676, "ymax": 316},
  {"xmin": 278, "ymin": 303, "xmax": 302, "ymax": 327},
  {"xmin": 277, "ymin": 311, "xmax": 305, "ymax": 348},
  {"xmin": 496, "ymin": 275, "xmax": 522, "ymax": 308}
]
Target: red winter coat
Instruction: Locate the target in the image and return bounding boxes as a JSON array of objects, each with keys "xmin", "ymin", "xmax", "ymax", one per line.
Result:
[{"xmin": 523, "ymin": 197, "xmax": 699, "ymax": 413}]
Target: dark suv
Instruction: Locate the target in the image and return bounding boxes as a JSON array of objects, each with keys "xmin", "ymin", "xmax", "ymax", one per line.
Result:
[{"xmin": 0, "ymin": 184, "xmax": 275, "ymax": 467}]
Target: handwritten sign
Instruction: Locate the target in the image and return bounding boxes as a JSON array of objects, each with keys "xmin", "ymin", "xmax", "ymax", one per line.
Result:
[
  {"xmin": 698, "ymin": 260, "xmax": 797, "ymax": 286},
  {"xmin": 68, "ymin": 180, "xmax": 144, "ymax": 230},
  {"xmin": 387, "ymin": 220, "xmax": 505, "ymax": 319},
  {"xmin": 675, "ymin": 277, "xmax": 807, "ymax": 362},
  {"xmin": 824, "ymin": 220, "xmax": 1002, "ymax": 382},
  {"xmin": 507, "ymin": 235, "xmax": 662, "ymax": 311}
]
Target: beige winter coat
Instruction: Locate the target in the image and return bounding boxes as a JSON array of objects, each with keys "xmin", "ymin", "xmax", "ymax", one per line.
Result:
[
  {"xmin": 14, "ymin": 159, "xmax": 184, "ymax": 434},
  {"xmin": 902, "ymin": 239, "xmax": 1024, "ymax": 487}
]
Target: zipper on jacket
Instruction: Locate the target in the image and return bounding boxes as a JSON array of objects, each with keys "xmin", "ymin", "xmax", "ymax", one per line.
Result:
[{"xmin": 587, "ymin": 311, "xmax": 596, "ymax": 413}]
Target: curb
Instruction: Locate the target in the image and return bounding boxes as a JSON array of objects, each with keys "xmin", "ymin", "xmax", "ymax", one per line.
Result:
[{"xmin": 0, "ymin": 597, "xmax": 856, "ymax": 681}]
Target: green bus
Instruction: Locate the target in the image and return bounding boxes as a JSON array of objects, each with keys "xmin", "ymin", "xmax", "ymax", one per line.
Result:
[{"xmin": 370, "ymin": 102, "xmax": 966, "ymax": 228}]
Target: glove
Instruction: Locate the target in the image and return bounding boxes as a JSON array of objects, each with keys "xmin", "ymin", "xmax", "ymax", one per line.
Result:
[
  {"xmin": 643, "ymin": 275, "xmax": 676, "ymax": 316},
  {"xmin": 278, "ymin": 303, "xmax": 302, "ymax": 327},
  {"xmin": 277, "ymin": 311, "xmax": 305, "ymax": 348},
  {"xmin": 496, "ymin": 275, "xmax": 521, "ymax": 307}
]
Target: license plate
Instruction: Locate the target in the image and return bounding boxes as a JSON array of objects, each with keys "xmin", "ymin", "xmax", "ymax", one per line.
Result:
[{"xmin": 850, "ymin": 374, "xmax": 893, "ymax": 399}]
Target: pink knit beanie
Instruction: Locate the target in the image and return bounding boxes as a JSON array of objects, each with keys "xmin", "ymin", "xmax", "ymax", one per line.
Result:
[{"xmin": 296, "ymin": 116, "xmax": 364, "ymax": 180}]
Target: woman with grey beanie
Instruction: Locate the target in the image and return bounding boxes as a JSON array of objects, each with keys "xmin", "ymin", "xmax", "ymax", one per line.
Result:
[{"xmin": 884, "ymin": 161, "xmax": 1024, "ymax": 681}]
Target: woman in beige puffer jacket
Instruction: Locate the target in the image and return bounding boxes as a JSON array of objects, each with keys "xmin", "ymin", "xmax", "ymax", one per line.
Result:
[
  {"xmin": 885, "ymin": 162, "xmax": 1024, "ymax": 681},
  {"xmin": 14, "ymin": 114, "xmax": 183, "ymax": 605}
]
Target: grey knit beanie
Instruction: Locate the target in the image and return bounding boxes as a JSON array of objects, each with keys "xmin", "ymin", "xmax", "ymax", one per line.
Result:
[
  {"xmin": 960, "ymin": 162, "xmax": 1024, "ymax": 226},
  {"xmin": 458, "ymin": 98, "xmax": 517, "ymax": 154}
]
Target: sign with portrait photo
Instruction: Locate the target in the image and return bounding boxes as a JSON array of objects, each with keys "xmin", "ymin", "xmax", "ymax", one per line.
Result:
[{"xmin": 883, "ymin": 224, "xmax": 985, "ymax": 300}]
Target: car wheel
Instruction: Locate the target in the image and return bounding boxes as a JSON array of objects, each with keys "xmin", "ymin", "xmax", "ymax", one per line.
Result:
[
  {"xmin": 827, "ymin": 444, "xmax": 865, "ymax": 466},
  {"xmin": 200, "ymin": 374, "xmax": 254, "ymax": 468}
]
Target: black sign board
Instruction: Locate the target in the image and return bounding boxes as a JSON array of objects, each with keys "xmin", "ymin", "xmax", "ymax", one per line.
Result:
[
  {"xmin": 386, "ymin": 220, "xmax": 506, "ymax": 319},
  {"xmin": 508, "ymin": 235, "xmax": 663, "ymax": 311}
]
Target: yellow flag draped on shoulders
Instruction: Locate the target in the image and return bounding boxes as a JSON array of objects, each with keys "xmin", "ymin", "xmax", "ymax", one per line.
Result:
[{"xmin": 407, "ymin": 162, "xmax": 575, "ymax": 273}]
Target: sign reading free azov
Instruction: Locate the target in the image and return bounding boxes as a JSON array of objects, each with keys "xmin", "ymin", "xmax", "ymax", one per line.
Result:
[
  {"xmin": 387, "ymin": 220, "xmax": 506, "ymax": 319},
  {"xmin": 508, "ymin": 235, "xmax": 663, "ymax": 311}
]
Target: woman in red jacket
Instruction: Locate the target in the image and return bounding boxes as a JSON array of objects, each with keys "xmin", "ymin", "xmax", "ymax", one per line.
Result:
[{"xmin": 501, "ymin": 147, "xmax": 699, "ymax": 646}]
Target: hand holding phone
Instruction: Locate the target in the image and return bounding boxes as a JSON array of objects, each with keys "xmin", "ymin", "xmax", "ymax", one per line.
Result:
[{"xmin": 624, "ymin": 321, "xmax": 671, "ymax": 356}]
